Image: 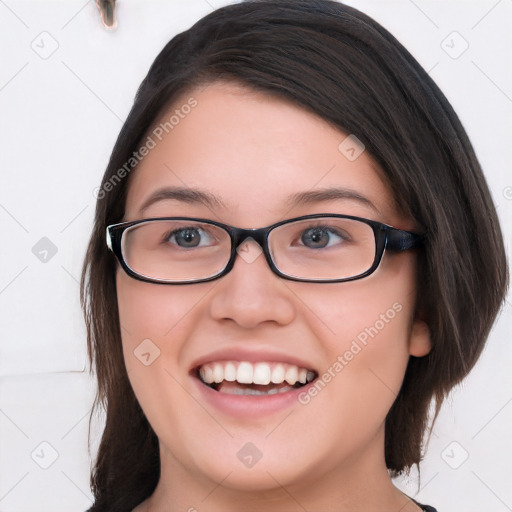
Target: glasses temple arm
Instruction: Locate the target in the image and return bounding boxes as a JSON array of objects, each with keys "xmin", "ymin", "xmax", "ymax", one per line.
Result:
[{"xmin": 386, "ymin": 228, "xmax": 425, "ymax": 251}]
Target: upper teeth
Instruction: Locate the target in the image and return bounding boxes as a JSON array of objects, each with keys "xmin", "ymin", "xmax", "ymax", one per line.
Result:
[{"xmin": 198, "ymin": 361, "xmax": 316, "ymax": 386}]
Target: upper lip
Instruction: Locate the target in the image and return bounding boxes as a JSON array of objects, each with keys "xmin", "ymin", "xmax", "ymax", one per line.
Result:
[{"xmin": 189, "ymin": 347, "xmax": 318, "ymax": 373}]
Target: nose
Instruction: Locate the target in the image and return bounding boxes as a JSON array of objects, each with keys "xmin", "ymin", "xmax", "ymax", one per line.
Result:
[{"xmin": 208, "ymin": 238, "xmax": 296, "ymax": 329}]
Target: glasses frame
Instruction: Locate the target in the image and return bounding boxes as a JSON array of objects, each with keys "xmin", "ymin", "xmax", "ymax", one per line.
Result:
[{"xmin": 106, "ymin": 213, "xmax": 425, "ymax": 285}]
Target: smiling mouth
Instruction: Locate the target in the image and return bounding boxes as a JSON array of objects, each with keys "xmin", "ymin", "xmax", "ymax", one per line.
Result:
[{"xmin": 195, "ymin": 360, "xmax": 318, "ymax": 396}]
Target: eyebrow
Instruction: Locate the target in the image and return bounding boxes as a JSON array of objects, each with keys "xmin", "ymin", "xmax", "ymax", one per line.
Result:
[
  {"xmin": 284, "ymin": 187, "xmax": 380, "ymax": 214},
  {"xmin": 139, "ymin": 187, "xmax": 227, "ymax": 214},
  {"xmin": 138, "ymin": 185, "xmax": 380, "ymax": 215}
]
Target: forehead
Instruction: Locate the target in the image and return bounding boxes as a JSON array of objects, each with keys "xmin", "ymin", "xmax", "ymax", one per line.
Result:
[{"xmin": 124, "ymin": 81, "xmax": 402, "ymax": 227}]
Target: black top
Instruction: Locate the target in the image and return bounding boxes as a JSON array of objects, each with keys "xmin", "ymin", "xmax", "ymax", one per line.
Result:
[{"xmin": 413, "ymin": 498, "xmax": 438, "ymax": 511}]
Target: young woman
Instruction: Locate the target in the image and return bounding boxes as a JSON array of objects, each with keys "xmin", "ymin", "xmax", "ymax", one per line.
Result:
[{"xmin": 80, "ymin": 1, "xmax": 509, "ymax": 511}]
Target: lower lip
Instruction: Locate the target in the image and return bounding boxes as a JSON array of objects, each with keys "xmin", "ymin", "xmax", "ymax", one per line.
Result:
[{"xmin": 192, "ymin": 375, "xmax": 315, "ymax": 418}]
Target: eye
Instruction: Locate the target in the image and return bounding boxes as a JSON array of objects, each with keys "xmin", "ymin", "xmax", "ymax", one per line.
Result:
[
  {"xmin": 165, "ymin": 226, "xmax": 216, "ymax": 248},
  {"xmin": 299, "ymin": 226, "xmax": 348, "ymax": 249}
]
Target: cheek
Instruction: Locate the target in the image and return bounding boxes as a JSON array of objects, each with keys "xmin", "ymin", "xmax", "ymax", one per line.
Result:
[
  {"xmin": 316, "ymin": 253, "xmax": 415, "ymax": 360},
  {"xmin": 115, "ymin": 271, "xmax": 214, "ymax": 392},
  {"xmin": 115, "ymin": 272, "xmax": 219, "ymax": 446},
  {"xmin": 116, "ymin": 271, "xmax": 212, "ymax": 348},
  {"xmin": 296, "ymin": 266, "xmax": 414, "ymax": 435}
]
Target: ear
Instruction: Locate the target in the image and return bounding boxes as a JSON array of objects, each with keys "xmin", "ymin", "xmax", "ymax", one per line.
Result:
[{"xmin": 408, "ymin": 316, "xmax": 432, "ymax": 357}]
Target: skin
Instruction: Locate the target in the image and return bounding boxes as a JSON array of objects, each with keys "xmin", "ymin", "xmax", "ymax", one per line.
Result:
[{"xmin": 117, "ymin": 81, "xmax": 432, "ymax": 512}]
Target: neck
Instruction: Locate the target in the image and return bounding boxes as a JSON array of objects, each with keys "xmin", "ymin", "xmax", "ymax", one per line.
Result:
[{"xmin": 136, "ymin": 427, "xmax": 422, "ymax": 512}]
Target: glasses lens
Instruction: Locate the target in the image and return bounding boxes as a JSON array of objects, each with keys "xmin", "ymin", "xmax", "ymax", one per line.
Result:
[
  {"xmin": 122, "ymin": 220, "xmax": 231, "ymax": 282},
  {"xmin": 269, "ymin": 217, "xmax": 376, "ymax": 280}
]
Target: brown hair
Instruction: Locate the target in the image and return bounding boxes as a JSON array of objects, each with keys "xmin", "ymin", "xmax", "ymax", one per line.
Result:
[{"xmin": 80, "ymin": 1, "xmax": 509, "ymax": 510}]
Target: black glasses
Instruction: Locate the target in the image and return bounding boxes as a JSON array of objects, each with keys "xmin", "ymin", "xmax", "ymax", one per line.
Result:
[{"xmin": 106, "ymin": 214, "xmax": 424, "ymax": 285}]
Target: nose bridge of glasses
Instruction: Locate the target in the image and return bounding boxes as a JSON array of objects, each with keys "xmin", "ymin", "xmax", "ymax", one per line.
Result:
[
  {"xmin": 230, "ymin": 226, "xmax": 271, "ymax": 262},
  {"xmin": 228, "ymin": 225, "xmax": 267, "ymax": 248}
]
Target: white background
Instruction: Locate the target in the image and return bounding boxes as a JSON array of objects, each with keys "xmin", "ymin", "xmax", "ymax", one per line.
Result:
[{"xmin": 0, "ymin": 0, "xmax": 511, "ymax": 510}]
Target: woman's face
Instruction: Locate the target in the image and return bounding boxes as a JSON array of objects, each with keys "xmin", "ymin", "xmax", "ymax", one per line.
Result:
[{"xmin": 117, "ymin": 81, "xmax": 431, "ymax": 496}]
